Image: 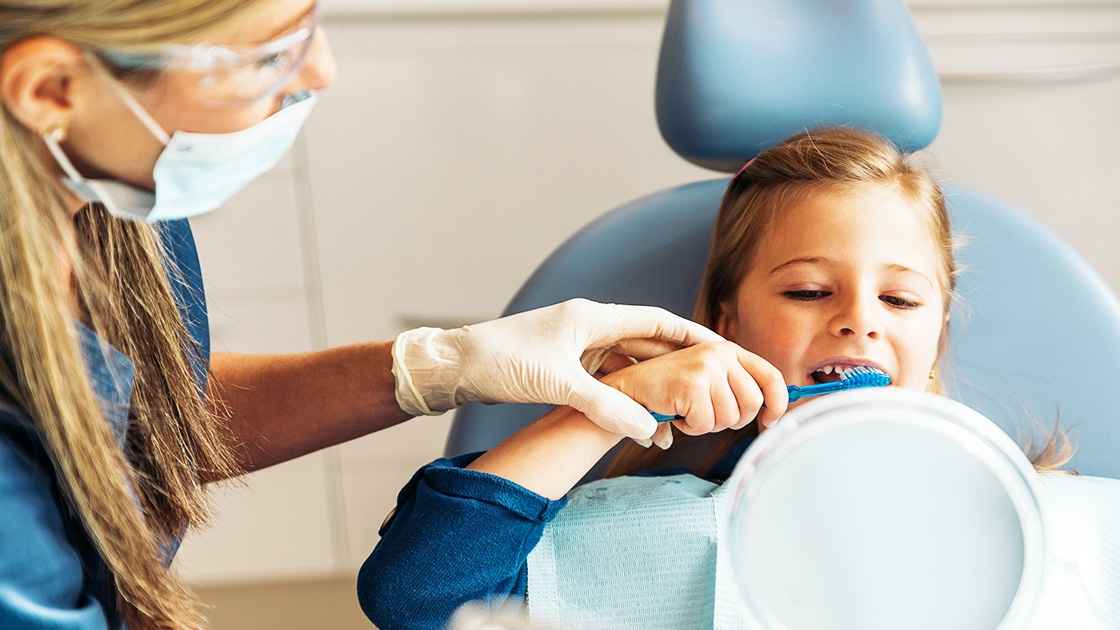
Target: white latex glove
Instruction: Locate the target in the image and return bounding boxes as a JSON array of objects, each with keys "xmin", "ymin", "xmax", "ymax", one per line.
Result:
[{"xmin": 391, "ymin": 298, "xmax": 724, "ymax": 441}]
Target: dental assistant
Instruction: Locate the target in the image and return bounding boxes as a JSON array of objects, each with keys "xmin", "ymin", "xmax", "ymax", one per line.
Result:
[{"xmin": 0, "ymin": 1, "xmax": 723, "ymax": 628}]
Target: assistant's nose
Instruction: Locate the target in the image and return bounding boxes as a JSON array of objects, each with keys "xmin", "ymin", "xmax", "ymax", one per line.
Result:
[
  {"xmin": 830, "ymin": 290, "xmax": 883, "ymax": 340},
  {"xmin": 286, "ymin": 26, "xmax": 338, "ymax": 93}
]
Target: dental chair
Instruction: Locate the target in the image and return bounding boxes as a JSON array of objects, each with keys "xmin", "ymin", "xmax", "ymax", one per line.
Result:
[{"xmin": 444, "ymin": 0, "xmax": 1120, "ymax": 481}]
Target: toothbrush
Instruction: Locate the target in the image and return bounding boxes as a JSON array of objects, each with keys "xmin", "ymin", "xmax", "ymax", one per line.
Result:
[{"xmin": 649, "ymin": 366, "xmax": 891, "ymax": 422}]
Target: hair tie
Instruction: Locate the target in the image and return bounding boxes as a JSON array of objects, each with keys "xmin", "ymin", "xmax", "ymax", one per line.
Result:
[{"xmin": 734, "ymin": 157, "xmax": 757, "ymax": 179}]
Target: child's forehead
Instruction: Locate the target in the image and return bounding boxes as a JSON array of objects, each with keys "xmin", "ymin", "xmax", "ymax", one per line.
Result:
[
  {"xmin": 767, "ymin": 184, "xmax": 925, "ymax": 234},
  {"xmin": 754, "ymin": 185, "xmax": 941, "ymax": 269}
]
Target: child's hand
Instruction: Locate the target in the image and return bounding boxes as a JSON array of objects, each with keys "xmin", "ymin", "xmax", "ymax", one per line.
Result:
[{"xmin": 602, "ymin": 341, "xmax": 788, "ymax": 447}]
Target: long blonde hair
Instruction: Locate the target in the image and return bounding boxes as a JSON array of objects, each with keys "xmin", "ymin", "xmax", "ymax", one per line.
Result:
[
  {"xmin": 607, "ymin": 128, "xmax": 960, "ymax": 479},
  {"xmin": 0, "ymin": 1, "xmax": 271, "ymax": 627}
]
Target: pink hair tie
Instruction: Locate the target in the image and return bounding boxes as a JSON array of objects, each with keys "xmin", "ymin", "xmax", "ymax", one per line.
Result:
[{"xmin": 735, "ymin": 157, "xmax": 757, "ymax": 178}]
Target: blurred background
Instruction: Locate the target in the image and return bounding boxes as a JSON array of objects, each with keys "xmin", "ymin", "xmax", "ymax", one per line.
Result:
[{"xmin": 175, "ymin": 0, "xmax": 1120, "ymax": 627}]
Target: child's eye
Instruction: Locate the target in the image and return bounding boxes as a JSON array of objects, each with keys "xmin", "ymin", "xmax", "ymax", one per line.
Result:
[
  {"xmin": 881, "ymin": 295, "xmax": 921, "ymax": 309},
  {"xmin": 785, "ymin": 290, "xmax": 830, "ymax": 301}
]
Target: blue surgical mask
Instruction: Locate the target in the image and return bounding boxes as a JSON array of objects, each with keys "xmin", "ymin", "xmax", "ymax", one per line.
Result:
[{"xmin": 43, "ymin": 88, "xmax": 317, "ymax": 222}]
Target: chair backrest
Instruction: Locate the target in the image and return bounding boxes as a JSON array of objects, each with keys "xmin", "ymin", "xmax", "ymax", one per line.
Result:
[
  {"xmin": 445, "ymin": 179, "xmax": 722, "ymax": 458},
  {"xmin": 445, "ymin": 0, "xmax": 1120, "ymax": 480}
]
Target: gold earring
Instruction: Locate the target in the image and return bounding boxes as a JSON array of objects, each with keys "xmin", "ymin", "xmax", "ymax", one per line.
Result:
[
  {"xmin": 929, "ymin": 368, "xmax": 937, "ymax": 380},
  {"xmin": 42, "ymin": 119, "xmax": 70, "ymax": 143}
]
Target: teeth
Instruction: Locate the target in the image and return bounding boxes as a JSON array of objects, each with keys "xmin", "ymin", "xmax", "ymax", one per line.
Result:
[{"xmin": 814, "ymin": 365, "xmax": 866, "ymax": 378}]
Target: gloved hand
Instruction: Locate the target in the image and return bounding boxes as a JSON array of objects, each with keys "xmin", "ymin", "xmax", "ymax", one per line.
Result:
[{"xmin": 391, "ymin": 298, "xmax": 724, "ymax": 442}]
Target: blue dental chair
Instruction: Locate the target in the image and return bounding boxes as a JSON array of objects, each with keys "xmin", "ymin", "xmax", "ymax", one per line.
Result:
[{"xmin": 444, "ymin": 0, "xmax": 1120, "ymax": 481}]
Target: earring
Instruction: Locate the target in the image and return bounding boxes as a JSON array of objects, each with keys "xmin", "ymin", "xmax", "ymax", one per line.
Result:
[
  {"xmin": 41, "ymin": 119, "xmax": 70, "ymax": 143},
  {"xmin": 929, "ymin": 368, "xmax": 937, "ymax": 381}
]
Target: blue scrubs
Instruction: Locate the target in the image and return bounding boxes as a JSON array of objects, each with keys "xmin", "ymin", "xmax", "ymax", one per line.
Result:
[{"xmin": 0, "ymin": 220, "xmax": 209, "ymax": 629}]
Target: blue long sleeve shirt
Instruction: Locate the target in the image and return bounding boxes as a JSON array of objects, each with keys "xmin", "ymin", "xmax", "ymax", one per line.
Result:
[
  {"xmin": 0, "ymin": 219, "xmax": 209, "ymax": 629},
  {"xmin": 358, "ymin": 439, "xmax": 753, "ymax": 630}
]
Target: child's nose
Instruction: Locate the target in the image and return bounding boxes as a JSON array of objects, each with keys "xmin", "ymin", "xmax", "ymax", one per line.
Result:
[{"xmin": 832, "ymin": 293, "xmax": 882, "ymax": 340}]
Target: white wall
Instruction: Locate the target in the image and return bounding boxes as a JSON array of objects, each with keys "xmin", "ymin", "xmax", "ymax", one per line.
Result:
[
  {"xmin": 175, "ymin": 0, "xmax": 1120, "ymax": 586},
  {"xmin": 920, "ymin": 1, "xmax": 1120, "ymax": 292}
]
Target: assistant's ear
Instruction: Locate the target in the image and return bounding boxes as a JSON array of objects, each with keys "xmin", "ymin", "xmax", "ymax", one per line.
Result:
[
  {"xmin": 715, "ymin": 301, "xmax": 737, "ymax": 339},
  {"xmin": 0, "ymin": 36, "xmax": 88, "ymax": 134}
]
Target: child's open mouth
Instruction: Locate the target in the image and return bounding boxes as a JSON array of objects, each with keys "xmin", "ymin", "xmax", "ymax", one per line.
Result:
[{"xmin": 810, "ymin": 365, "xmax": 860, "ymax": 384}]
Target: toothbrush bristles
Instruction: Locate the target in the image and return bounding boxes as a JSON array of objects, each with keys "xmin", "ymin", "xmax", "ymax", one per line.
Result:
[{"xmin": 841, "ymin": 366, "xmax": 891, "ymax": 388}]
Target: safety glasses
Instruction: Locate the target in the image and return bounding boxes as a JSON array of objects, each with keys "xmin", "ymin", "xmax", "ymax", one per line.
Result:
[{"xmin": 97, "ymin": 2, "xmax": 320, "ymax": 105}]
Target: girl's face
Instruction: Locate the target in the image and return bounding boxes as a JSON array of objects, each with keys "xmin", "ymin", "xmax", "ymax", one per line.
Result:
[{"xmin": 718, "ymin": 184, "xmax": 947, "ymax": 407}]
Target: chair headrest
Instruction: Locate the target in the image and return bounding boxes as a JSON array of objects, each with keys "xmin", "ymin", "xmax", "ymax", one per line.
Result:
[{"xmin": 656, "ymin": 0, "xmax": 943, "ymax": 172}]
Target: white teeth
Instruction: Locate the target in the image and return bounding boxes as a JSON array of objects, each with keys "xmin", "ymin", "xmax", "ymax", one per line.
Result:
[{"xmin": 815, "ymin": 365, "xmax": 863, "ymax": 378}]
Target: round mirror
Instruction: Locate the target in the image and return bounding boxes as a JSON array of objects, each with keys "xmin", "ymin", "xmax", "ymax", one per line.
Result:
[{"xmin": 724, "ymin": 389, "xmax": 1045, "ymax": 630}]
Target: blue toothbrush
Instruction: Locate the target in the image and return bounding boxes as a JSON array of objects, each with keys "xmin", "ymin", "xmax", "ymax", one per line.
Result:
[{"xmin": 649, "ymin": 366, "xmax": 891, "ymax": 421}]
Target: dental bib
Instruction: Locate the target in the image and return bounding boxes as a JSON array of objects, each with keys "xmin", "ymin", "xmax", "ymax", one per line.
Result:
[
  {"xmin": 525, "ymin": 474, "xmax": 746, "ymax": 630},
  {"xmin": 1029, "ymin": 473, "xmax": 1120, "ymax": 628}
]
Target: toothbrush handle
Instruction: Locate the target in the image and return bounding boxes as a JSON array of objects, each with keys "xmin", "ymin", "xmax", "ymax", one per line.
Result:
[
  {"xmin": 786, "ymin": 382, "xmax": 842, "ymax": 403},
  {"xmin": 787, "ymin": 384, "xmax": 808, "ymax": 403}
]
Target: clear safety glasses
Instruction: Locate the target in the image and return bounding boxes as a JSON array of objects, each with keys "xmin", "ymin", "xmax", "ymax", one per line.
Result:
[{"xmin": 97, "ymin": 3, "xmax": 320, "ymax": 105}]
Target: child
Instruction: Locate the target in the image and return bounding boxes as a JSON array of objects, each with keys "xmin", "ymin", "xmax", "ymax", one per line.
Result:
[{"xmin": 358, "ymin": 127, "xmax": 960, "ymax": 629}]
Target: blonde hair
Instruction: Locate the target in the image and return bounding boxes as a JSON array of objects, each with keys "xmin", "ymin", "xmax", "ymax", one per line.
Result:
[
  {"xmin": 607, "ymin": 127, "xmax": 960, "ymax": 479},
  {"xmin": 0, "ymin": 1, "xmax": 271, "ymax": 627}
]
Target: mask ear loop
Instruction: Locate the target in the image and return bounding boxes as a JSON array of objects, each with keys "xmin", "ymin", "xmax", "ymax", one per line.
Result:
[
  {"xmin": 106, "ymin": 82, "xmax": 172, "ymax": 146},
  {"xmin": 84, "ymin": 52, "xmax": 172, "ymax": 145}
]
